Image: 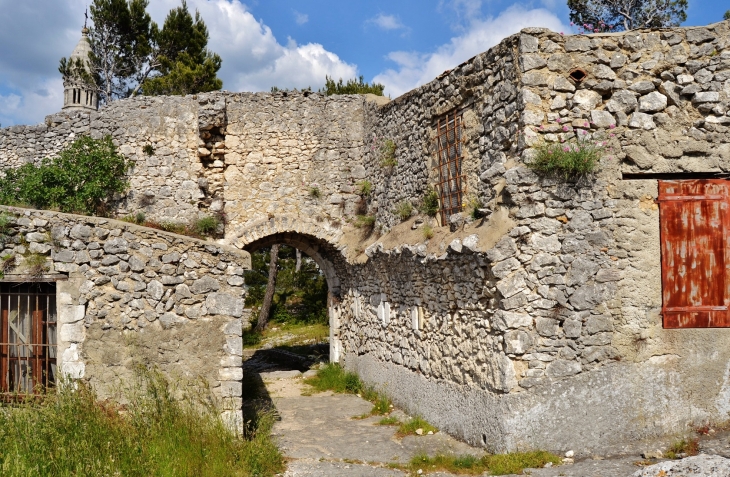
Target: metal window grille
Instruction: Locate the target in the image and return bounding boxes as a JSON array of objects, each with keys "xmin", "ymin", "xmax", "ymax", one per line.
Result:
[
  {"xmin": 0, "ymin": 283, "xmax": 57, "ymax": 394},
  {"xmin": 436, "ymin": 111, "xmax": 466, "ymax": 224}
]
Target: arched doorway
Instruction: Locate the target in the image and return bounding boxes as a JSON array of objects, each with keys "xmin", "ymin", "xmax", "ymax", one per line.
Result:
[{"xmin": 243, "ymin": 232, "xmax": 345, "ymax": 363}]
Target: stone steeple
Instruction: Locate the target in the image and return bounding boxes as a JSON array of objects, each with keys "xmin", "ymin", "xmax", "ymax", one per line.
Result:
[{"xmin": 62, "ymin": 27, "xmax": 97, "ymax": 112}]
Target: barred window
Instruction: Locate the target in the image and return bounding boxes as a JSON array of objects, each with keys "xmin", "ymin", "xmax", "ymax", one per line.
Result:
[
  {"xmin": 0, "ymin": 283, "xmax": 57, "ymax": 394},
  {"xmin": 435, "ymin": 111, "xmax": 466, "ymax": 224}
]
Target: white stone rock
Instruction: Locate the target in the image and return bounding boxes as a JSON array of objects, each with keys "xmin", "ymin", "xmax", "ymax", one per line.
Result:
[
  {"xmin": 632, "ymin": 455, "xmax": 730, "ymax": 477},
  {"xmin": 639, "ymin": 92, "xmax": 667, "ymax": 113},
  {"xmin": 590, "ymin": 110, "xmax": 616, "ymax": 128},
  {"xmin": 628, "ymin": 112, "xmax": 656, "ymax": 130},
  {"xmin": 572, "ymin": 90, "xmax": 602, "ymax": 111}
]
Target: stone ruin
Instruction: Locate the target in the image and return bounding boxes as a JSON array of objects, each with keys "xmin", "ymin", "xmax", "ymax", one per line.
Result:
[{"xmin": 1, "ymin": 19, "xmax": 730, "ymax": 454}]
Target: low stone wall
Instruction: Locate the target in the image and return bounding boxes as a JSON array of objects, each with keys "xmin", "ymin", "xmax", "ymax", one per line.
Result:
[{"xmin": 0, "ymin": 207, "xmax": 250, "ymax": 424}]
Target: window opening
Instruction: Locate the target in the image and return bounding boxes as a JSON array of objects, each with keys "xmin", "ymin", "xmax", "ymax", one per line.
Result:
[
  {"xmin": 0, "ymin": 283, "xmax": 57, "ymax": 393},
  {"xmin": 436, "ymin": 111, "xmax": 466, "ymax": 224}
]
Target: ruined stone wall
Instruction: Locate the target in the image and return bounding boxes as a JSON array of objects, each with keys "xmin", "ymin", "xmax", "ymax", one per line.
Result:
[
  {"xmin": 362, "ymin": 36, "xmax": 522, "ymax": 229},
  {"xmin": 0, "ymin": 207, "xmax": 250, "ymax": 424},
  {"xmin": 337, "ymin": 21, "xmax": 730, "ymax": 453}
]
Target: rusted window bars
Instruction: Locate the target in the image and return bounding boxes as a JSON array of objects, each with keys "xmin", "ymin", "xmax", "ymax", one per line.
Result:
[
  {"xmin": 435, "ymin": 111, "xmax": 466, "ymax": 225},
  {"xmin": 0, "ymin": 283, "xmax": 57, "ymax": 394}
]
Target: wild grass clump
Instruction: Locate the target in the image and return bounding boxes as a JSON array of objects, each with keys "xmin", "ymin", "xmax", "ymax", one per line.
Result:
[
  {"xmin": 665, "ymin": 437, "xmax": 700, "ymax": 459},
  {"xmin": 528, "ymin": 135, "xmax": 604, "ymax": 179},
  {"xmin": 408, "ymin": 450, "xmax": 561, "ymax": 476},
  {"xmin": 304, "ymin": 363, "xmax": 393, "ymax": 416},
  {"xmin": 422, "ymin": 224, "xmax": 434, "ymax": 240},
  {"xmin": 379, "ymin": 139, "xmax": 397, "ymax": 168},
  {"xmin": 192, "ymin": 215, "xmax": 221, "ymax": 236},
  {"xmin": 394, "ymin": 201, "xmax": 413, "ymax": 221},
  {"xmin": 354, "ymin": 214, "xmax": 376, "ymax": 229},
  {"xmin": 356, "ymin": 180, "xmax": 372, "ymax": 196},
  {"xmin": 305, "ymin": 363, "xmax": 362, "ymax": 394},
  {"xmin": 0, "ymin": 369, "xmax": 284, "ymax": 477},
  {"xmin": 397, "ymin": 416, "xmax": 437, "ymax": 437}
]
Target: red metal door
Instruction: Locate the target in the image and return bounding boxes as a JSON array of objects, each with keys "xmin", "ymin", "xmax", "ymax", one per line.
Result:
[{"xmin": 659, "ymin": 179, "xmax": 730, "ymax": 328}]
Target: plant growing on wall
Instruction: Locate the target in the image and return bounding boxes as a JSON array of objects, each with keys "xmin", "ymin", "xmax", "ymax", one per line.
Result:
[
  {"xmin": 308, "ymin": 184, "xmax": 321, "ymax": 198},
  {"xmin": 354, "ymin": 215, "xmax": 376, "ymax": 229},
  {"xmin": 0, "ymin": 136, "xmax": 132, "ymax": 216},
  {"xmin": 420, "ymin": 187, "xmax": 440, "ymax": 217},
  {"xmin": 528, "ymin": 134, "xmax": 605, "ymax": 180},
  {"xmin": 356, "ymin": 180, "xmax": 372, "ymax": 196},
  {"xmin": 394, "ymin": 201, "xmax": 413, "ymax": 221},
  {"xmin": 380, "ymin": 139, "xmax": 397, "ymax": 169},
  {"xmin": 319, "ymin": 76, "xmax": 385, "ymax": 96}
]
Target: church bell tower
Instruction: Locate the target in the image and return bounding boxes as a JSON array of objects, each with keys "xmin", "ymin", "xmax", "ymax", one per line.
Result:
[{"xmin": 62, "ymin": 24, "xmax": 97, "ymax": 112}]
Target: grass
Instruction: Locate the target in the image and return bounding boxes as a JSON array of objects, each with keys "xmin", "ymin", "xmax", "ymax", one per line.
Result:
[
  {"xmin": 397, "ymin": 416, "xmax": 438, "ymax": 437},
  {"xmin": 354, "ymin": 214, "xmax": 376, "ymax": 229},
  {"xmin": 304, "ymin": 363, "xmax": 393, "ymax": 416},
  {"xmin": 408, "ymin": 450, "xmax": 562, "ymax": 476},
  {"xmin": 119, "ymin": 214, "xmax": 223, "ymax": 239},
  {"xmin": 0, "ymin": 369, "xmax": 284, "ymax": 477},
  {"xmin": 309, "ymin": 186, "xmax": 321, "ymax": 198},
  {"xmin": 665, "ymin": 437, "xmax": 700, "ymax": 459},
  {"xmin": 422, "ymin": 224, "xmax": 434, "ymax": 240},
  {"xmin": 23, "ymin": 252, "xmax": 48, "ymax": 278},
  {"xmin": 528, "ymin": 136, "xmax": 604, "ymax": 179},
  {"xmin": 378, "ymin": 416, "xmax": 400, "ymax": 426},
  {"xmin": 395, "ymin": 201, "xmax": 413, "ymax": 221},
  {"xmin": 242, "ymin": 321, "xmax": 329, "ymax": 350},
  {"xmin": 356, "ymin": 180, "xmax": 372, "ymax": 196},
  {"xmin": 379, "ymin": 139, "xmax": 397, "ymax": 169}
]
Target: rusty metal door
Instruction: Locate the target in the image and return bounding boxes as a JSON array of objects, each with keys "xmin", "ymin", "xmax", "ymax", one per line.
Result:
[{"xmin": 659, "ymin": 179, "xmax": 730, "ymax": 328}]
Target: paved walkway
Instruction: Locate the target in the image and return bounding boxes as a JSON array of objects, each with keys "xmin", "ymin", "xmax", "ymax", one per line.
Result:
[{"xmin": 243, "ymin": 349, "xmax": 730, "ymax": 477}]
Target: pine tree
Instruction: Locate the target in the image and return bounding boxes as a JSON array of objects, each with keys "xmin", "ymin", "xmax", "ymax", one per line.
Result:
[{"xmin": 567, "ymin": 0, "xmax": 688, "ymax": 32}]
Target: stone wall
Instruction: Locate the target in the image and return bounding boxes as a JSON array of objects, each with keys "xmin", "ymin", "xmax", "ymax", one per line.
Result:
[{"xmin": 0, "ymin": 206, "xmax": 250, "ymax": 425}]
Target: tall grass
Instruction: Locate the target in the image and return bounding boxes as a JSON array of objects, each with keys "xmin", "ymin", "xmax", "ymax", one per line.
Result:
[{"xmin": 0, "ymin": 370, "xmax": 283, "ymax": 477}]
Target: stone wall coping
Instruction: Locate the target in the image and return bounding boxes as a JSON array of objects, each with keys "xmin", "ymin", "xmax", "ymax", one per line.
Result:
[{"xmin": 0, "ymin": 205, "xmax": 250, "ymax": 263}]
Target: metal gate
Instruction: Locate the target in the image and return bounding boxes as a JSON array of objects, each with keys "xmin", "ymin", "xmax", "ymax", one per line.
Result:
[
  {"xmin": 436, "ymin": 111, "xmax": 466, "ymax": 224},
  {"xmin": 0, "ymin": 283, "xmax": 57, "ymax": 393},
  {"xmin": 658, "ymin": 179, "xmax": 730, "ymax": 328}
]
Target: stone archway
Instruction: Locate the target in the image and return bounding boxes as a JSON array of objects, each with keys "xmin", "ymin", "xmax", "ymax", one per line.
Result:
[{"xmin": 234, "ymin": 215, "xmax": 348, "ymax": 362}]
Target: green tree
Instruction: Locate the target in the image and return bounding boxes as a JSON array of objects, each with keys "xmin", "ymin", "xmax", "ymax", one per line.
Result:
[
  {"xmin": 59, "ymin": 0, "xmax": 221, "ymax": 103},
  {"xmin": 141, "ymin": 0, "xmax": 222, "ymax": 96},
  {"xmin": 725, "ymin": 10, "xmax": 730, "ymax": 20},
  {"xmin": 319, "ymin": 76, "xmax": 385, "ymax": 96},
  {"xmin": 0, "ymin": 136, "xmax": 132, "ymax": 215},
  {"xmin": 567, "ymin": 0, "xmax": 688, "ymax": 31}
]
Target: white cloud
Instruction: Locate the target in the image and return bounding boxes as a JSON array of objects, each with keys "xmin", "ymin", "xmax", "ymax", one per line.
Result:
[
  {"xmin": 368, "ymin": 14, "xmax": 407, "ymax": 31},
  {"xmin": 373, "ymin": 5, "xmax": 569, "ymax": 98},
  {"xmin": 294, "ymin": 11, "xmax": 309, "ymax": 25},
  {"xmin": 0, "ymin": 0, "xmax": 357, "ymax": 125}
]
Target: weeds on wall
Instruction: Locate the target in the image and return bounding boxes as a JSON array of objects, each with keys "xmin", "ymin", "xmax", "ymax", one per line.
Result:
[
  {"xmin": 394, "ymin": 201, "xmax": 413, "ymax": 221},
  {"xmin": 354, "ymin": 214, "xmax": 376, "ymax": 230},
  {"xmin": 422, "ymin": 224, "xmax": 434, "ymax": 240},
  {"xmin": 120, "ymin": 213, "xmax": 224, "ymax": 240},
  {"xmin": 379, "ymin": 139, "xmax": 397, "ymax": 169},
  {"xmin": 24, "ymin": 253, "xmax": 49, "ymax": 280},
  {"xmin": 142, "ymin": 144, "xmax": 155, "ymax": 156},
  {"xmin": 528, "ymin": 131, "xmax": 605, "ymax": 179},
  {"xmin": 308, "ymin": 185, "xmax": 321, "ymax": 198},
  {"xmin": 355, "ymin": 180, "xmax": 372, "ymax": 196},
  {"xmin": 0, "ymin": 369, "xmax": 284, "ymax": 476},
  {"xmin": 0, "ymin": 136, "xmax": 133, "ymax": 216}
]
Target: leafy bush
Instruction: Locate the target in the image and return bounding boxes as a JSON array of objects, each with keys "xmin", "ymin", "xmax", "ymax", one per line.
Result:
[
  {"xmin": 320, "ymin": 75, "xmax": 385, "ymax": 96},
  {"xmin": 193, "ymin": 215, "xmax": 221, "ymax": 236},
  {"xmin": 528, "ymin": 135, "xmax": 604, "ymax": 179},
  {"xmin": 0, "ymin": 369, "xmax": 284, "ymax": 476},
  {"xmin": 420, "ymin": 187, "xmax": 440, "ymax": 217},
  {"xmin": 0, "ymin": 136, "xmax": 133, "ymax": 215},
  {"xmin": 355, "ymin": 180, "xmax": 372, "ymax": 196},
  {"xmin": 394, "ymin": 201, "xmax": 413, "ymax": 221}
]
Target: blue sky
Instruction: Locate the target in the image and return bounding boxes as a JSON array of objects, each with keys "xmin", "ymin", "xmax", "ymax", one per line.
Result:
[{"xmin": 0, "ymin": 0, "xmax": 725, "ymax": 127}]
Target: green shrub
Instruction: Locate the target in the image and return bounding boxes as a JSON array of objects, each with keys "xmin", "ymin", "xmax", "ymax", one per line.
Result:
[
  {"xmin": 0, "ymin": 369, "xmax": 284, "ymax": 476},
  {"xmin": 394, "ymin": 201, "xmax": 412, "ymax": 221},
  {"xmin": 0, "ymin": 136, "xmax": 133, "ymax": 216},
  {"xmin": 308, "ymin": 186, "xmax": 321, "ymax": 198},
  {"xmin": 193, "ymin": 215, "xmax": 221, "ymax": 236},
  {"xmin": 420, "ymin": 187, "xmax": 440, "ymax": 217},
  {"xmin": 528, "ymin": 135, "xmax": 604, "ymax": 179},
  {"xmin": 143, "ymin": 144, "xmax": 155, "ymax": 156},
  {"xmin": 355, "ymin": 180, "xmax": 372, "ymax": 196},
  {"xmin": 422, "ymin": 224, "xmax": 434, "ymax": 240}
]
